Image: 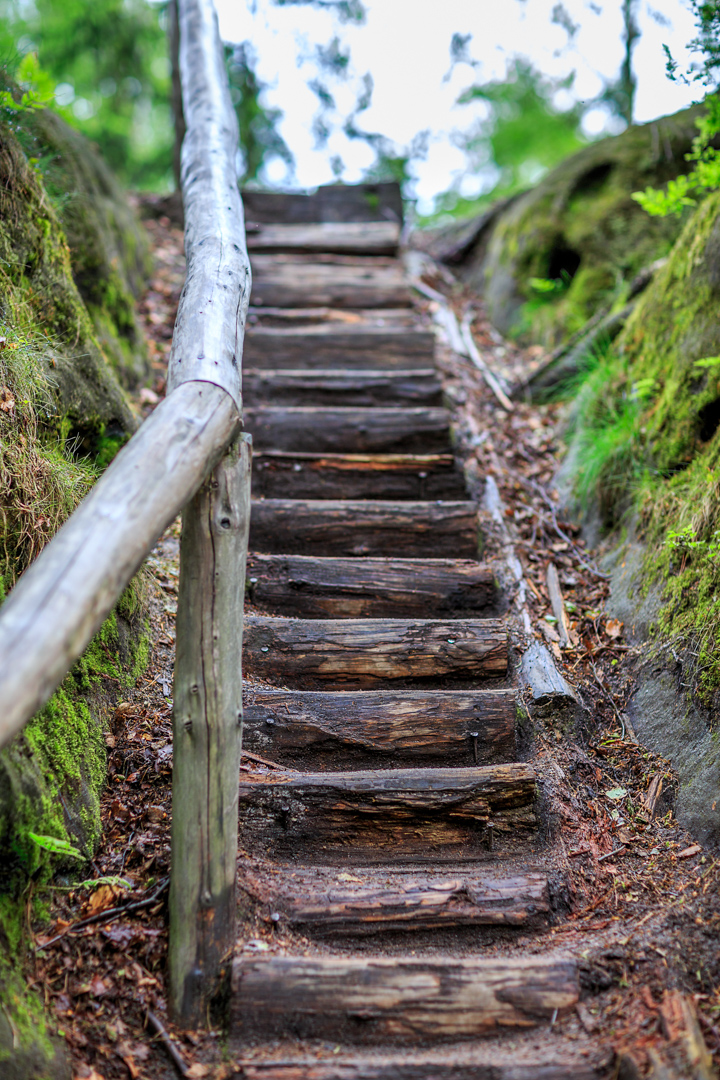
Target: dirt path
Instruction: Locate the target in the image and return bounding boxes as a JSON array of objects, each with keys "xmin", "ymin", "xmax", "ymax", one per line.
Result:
[{"xmin": 40, "ymin": 191, "xmax": 720, "ymax": 1080}]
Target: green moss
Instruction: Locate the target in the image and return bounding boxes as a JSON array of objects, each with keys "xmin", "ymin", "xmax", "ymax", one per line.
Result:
[
  {"xmin": 479, "ymin": 105, "xmax": 708, "ymax": 346},
  {"xmin": 0, "ymin": 962, "xmax": 55, "ymax": 1064},
  {"xmin": 5, "ymin": 85, "xmax": 152, "ymax": 391},
  {"xmin": 566, "ymin": 190, "xmax": 720, "ymax": 701}
]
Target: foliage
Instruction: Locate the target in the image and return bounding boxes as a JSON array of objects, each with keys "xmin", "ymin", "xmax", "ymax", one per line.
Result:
[
  {"xmin": 478, "ymin": 103, "xmax": 706, "ymax": 347},
  {"xmin": 0, "ymin": 0, "xmax": 173, "ymax": 189},
  {"xmin": 565, "ymin": 344, "xmax": 651, "ymax": 525},
  {"xmin": 226, "ymin": 42, "xmax": 294, "ymax": 186},
  {"xmin": 599, "ymin": 0, "xmax": 640, "ymax": 127},
  {"xmin": 562, "ymin": 188, "xmax": 720, "ymax": 699},
  {"xmin": 634, "ymin": 3, "xmax": 720, "ymax": 217},
  {"xmin": 27, "ymin": 832, "xmax": 83, "ymax": 860},
  {"xmin": 428, "ymin": 59, "xmax": 586, "ymax": 223},
  {"xmin": 633, "ymin": 94, "xmax": 720, "ymax": 215}
]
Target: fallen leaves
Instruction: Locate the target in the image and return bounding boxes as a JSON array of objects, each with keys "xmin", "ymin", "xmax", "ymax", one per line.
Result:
[
  {"xmin": 85, "ymin": 883, "xmax": 123, "ymax": 916},
  {"xmin": 0, "ymin": 385, "xmax": 15, "ymax": 413}
]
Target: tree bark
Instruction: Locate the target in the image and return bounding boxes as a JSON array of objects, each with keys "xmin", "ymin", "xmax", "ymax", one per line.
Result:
[
  {"xmin": 252, "ymin": 452, "xmax": 466, "ymax": 501},
  {"xmin": 245, "ymin": 555, "xmax": 497, "ymax": 619},
  {"xmin": 244, "ymin": 406, "xmax": 451, "ymax": 454},
  {"xmin": 243, "ymin": 616, "xmax": 507, "ymax": 688},
  {"xmin": 237, "ymin": 764, "xmax": 537, "ymax": 861},
  {"xmin": 229, "ymin": 953, "xmax": 577, "ymax": 1042},
  {"xmin": 242, "ymin": 688, "xmax": 515, "ymax": 768},
  {"xmin": 249, "ymin": 499, "xmax": 479, "ymax": 558},
  {"xmin": 243, "ymin": 325, "xmax": 435, "ymax": 369},
  {"xmin": 243, "ymin": 368, "xmax": 442, "ymax": 408}
]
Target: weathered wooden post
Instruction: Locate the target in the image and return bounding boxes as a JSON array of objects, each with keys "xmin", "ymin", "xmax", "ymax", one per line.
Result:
[
  {"xmin": 169, "ymin": 432, "xmax": 252, "ymax": 1026},
  {"xmin": 165, "ymin": 0, "xmax": 251, "ymax": 1025}
]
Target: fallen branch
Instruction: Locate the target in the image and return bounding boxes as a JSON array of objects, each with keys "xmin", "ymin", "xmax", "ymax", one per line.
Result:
[
  {"xmin": 38, "ymin": 876, "xmax": 170, "ymax": 950},
  {"xmin": 410, "ymin": 277, "xmax": 514, "ymax": 412},
  {"xmin": 147, "ymin": 1009, "xmax": 189, "ymax": 1078},
  {"xmin": 459, "ymin": 312, "xmax": 514, "ymax": 412},
  {"xmin": 546, "ymin": 563, "xmax": 572, "ymax": 649}
]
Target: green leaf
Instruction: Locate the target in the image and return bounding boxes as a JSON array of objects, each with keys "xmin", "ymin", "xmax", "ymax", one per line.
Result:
[
  {"xmin": 28, "ymin": 832, "xmax": 84, "ymax": 860},
  {"xmin": 693, "ymin": 356, "xmax": 720, "ymax": 369},
  {"xmin": 605, "ymin": 787, "xmax": 628, "ymax": 801}
]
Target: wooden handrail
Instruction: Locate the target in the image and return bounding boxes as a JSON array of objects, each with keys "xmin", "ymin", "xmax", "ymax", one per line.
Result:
[
  {"xmin": 0, "ymin": 382, "xmax": 239, "ymax": 748},
  {"xmin": 0, "ymin": 0, "xmax": 252, "ymax": 1030},
  {"xmin": 0, "ymin": 0, "xmax": 250, "ymax": 750}
]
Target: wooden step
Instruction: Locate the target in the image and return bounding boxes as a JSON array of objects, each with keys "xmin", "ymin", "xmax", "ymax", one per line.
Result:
[
  {"xmin": 246, "ymin": 221, "xmax": 400, "ymax": 255},
  {"xmin": 243, "ymin": 326, "xmax": 434, "ymax": 368},
  {"xmin": 236, "ymin": 765, "xmax": 537, "ymax": 861},
  {"xmin": 250, "ymin": 867, "xmax": 551, "ymax": 936},
  {"xmin": 229, "ymin": 953, "xmax": 576, "ymax": 1042},
  {"xmin": 243, "ymin": 617, "xmax": 506, "ymax": 689},
  {"xmin": 252, "ymin": 453, "xmax": 467, "ymax": 501},
  {"xmin": 249, "ymin": 500, "xmax": 479, "ymax": 558},
  {"xmin": 246, "ymin": 556, "xmax": 497, "ymax": 618},
  {"xmin": 232, "ymin": 1046, "xmax": 609, "ymax": 1080},
  {"xmin": 242, "ymin": 181, "xmax": 403, "ymax": 225},
  {"xmin": 242, "ymin": 689, "xmax": 515, "ymax": 768},
  {"xmin": 250, "ymin": 254, "xmax": 412, "ymax": 309},
  {"xmin": 243, "ymin": 368, "xmax": 443, "ymax": 407},
  {"xmin": 245, "ymin": 407, "xmax": 451, "ymax": 454}
]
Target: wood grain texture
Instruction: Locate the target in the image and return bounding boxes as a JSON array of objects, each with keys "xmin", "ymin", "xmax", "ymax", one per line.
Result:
[
  {"xmin": 251, "ymin": 453, "xmax": 467, "ymax": 501},
  {"xmin": 242, "ymin": 689, "xmax": 515, "ymax": 768},
  {"xmin": 169, "ymin": 435, "xmax": 251, "ymax": 1026},
  {"xmin": 250, "ymin": 255, "xmax": 412, "ymax": 309},
  {"xmin": 245, "ymin": 406, "xmax": 451, "ymax": 454},
  {"xmin": 232, "ymin": 1050, "xmax": 608, "ymax": 1080},
  {"xmin": 243, "ymin": 617, "xmax": 507, "ymax": 688},
  {"xmin": 271, "ymin": 872, "xmax": 551, "ymax": 935},
  {"xmin": 245, "ymin": 555, "xmax": 497, "ymax": 619},
  {"xmin": 249, "ymin": 500, "xmax": 479, "ymax": 558},
  {"xmin": 246, "ymin": 221, "xmax": 400, "ymax": 255},
  {"xmin": 0, "ymin": 382, "xmax": 240, "ymax": 750},
  {"xmin": 243, "ymin": 368, "xmax": 442, "ymax": 407},
  {"xmin": 237, "ymin": 765, "xmax": 537, "ymax": 861},
  {"xmin": 243, "ymin": 326, "xmax": 435, "ymax": 369},
  {"xmin": 168, "ymin": 0, "xmax": 250, "ymax": 408},
  {"xmin": 241, "ymin": 182, "xmax": 403, "ymax": 225},
  {"xmin": 229, "ymin": 953, "xmax": 576, "ymax": 1041}
]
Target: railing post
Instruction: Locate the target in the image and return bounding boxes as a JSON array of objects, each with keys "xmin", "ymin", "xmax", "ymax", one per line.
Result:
[{"xmin": 169, "ymin": 431, "xmax": 252, "ymax": 1027}]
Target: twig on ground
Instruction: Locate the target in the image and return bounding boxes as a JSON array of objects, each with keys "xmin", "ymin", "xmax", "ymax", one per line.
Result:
[
  {"xmin": 147, "ymin": 1009, "xmax": 189, "ymax": 1078},
  {"xmin": 38, "ymin": 876, "xmax": 170, "ymax": 950}
]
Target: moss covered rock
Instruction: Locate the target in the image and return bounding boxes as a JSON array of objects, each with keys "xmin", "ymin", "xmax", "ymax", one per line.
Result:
[
  {"xmin": 28, "ymin": 108, "xmax": 152, "ymax": 389},
  {"xmin": 461, "ymin": 105, "xmax": 710, "ymax": 346},
  {"xmin": 0, "ymin": 108, "xmax": 136, "ymax": 445}
]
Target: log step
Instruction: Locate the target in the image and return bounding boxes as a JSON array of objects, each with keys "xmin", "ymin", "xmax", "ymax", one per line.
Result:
[
  {"xmin": 246, "ymin": 221, "xmax": 400, "ymax": 256},
  {"xmin": 246, "ymin": 865, "xmax": 550, "ymax": 936},
  {"xmin": 249, "ymin": 500, "xmax": 479, "ymax": 558},
  {"xmin": 229, "ymin": 953, "xmax": 576, "ymax": 1042},
  {"xmin": 242, "ymin": 689, "xmax": 515, "ymax": 768},
  {"xmin": 243, "ymin": 368, "xmax": 443, "ymax": 407},
  {"xmin": 243, "ymin": 617, "xmax": 507, "ymax": 689},
  {"xmin": 243, "ymin": 326, "xmax": 435, "ymax": 369},
  {"xmin": 244, "ymin": 407, "xmax": 452, "ymax": 454},
  {"xmin": 246, "ymin": 555, "xmax": 497, "ymax": 619},
  {"xmin": 252, "ymin": 453, "xmax": 468, "ymax": 501},
  {"xmin": 242, "ymin": 181, "xmax": 403, "ymax": 226},
  {"xmin": 232, "ymin": 1046, "xmax": 609, "ymax": 1080},
  {"xmin": 250, "ymin": 254, "xmax": 412, "ymax": 309},
  {"xmin": 237, "ymin": 765, "xmax": 537, "ymax": 862}
]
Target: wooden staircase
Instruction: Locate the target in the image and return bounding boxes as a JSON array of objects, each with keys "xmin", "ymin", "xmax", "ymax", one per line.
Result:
[{"xmin": 232, "ymin": 183, "xmax": 603, "ymax": 1078}]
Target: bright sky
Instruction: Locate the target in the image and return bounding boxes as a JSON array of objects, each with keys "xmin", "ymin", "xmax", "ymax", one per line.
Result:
[{"xmin": 214, "ymin": 0, "xmax": 701, "ymax": 212}]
